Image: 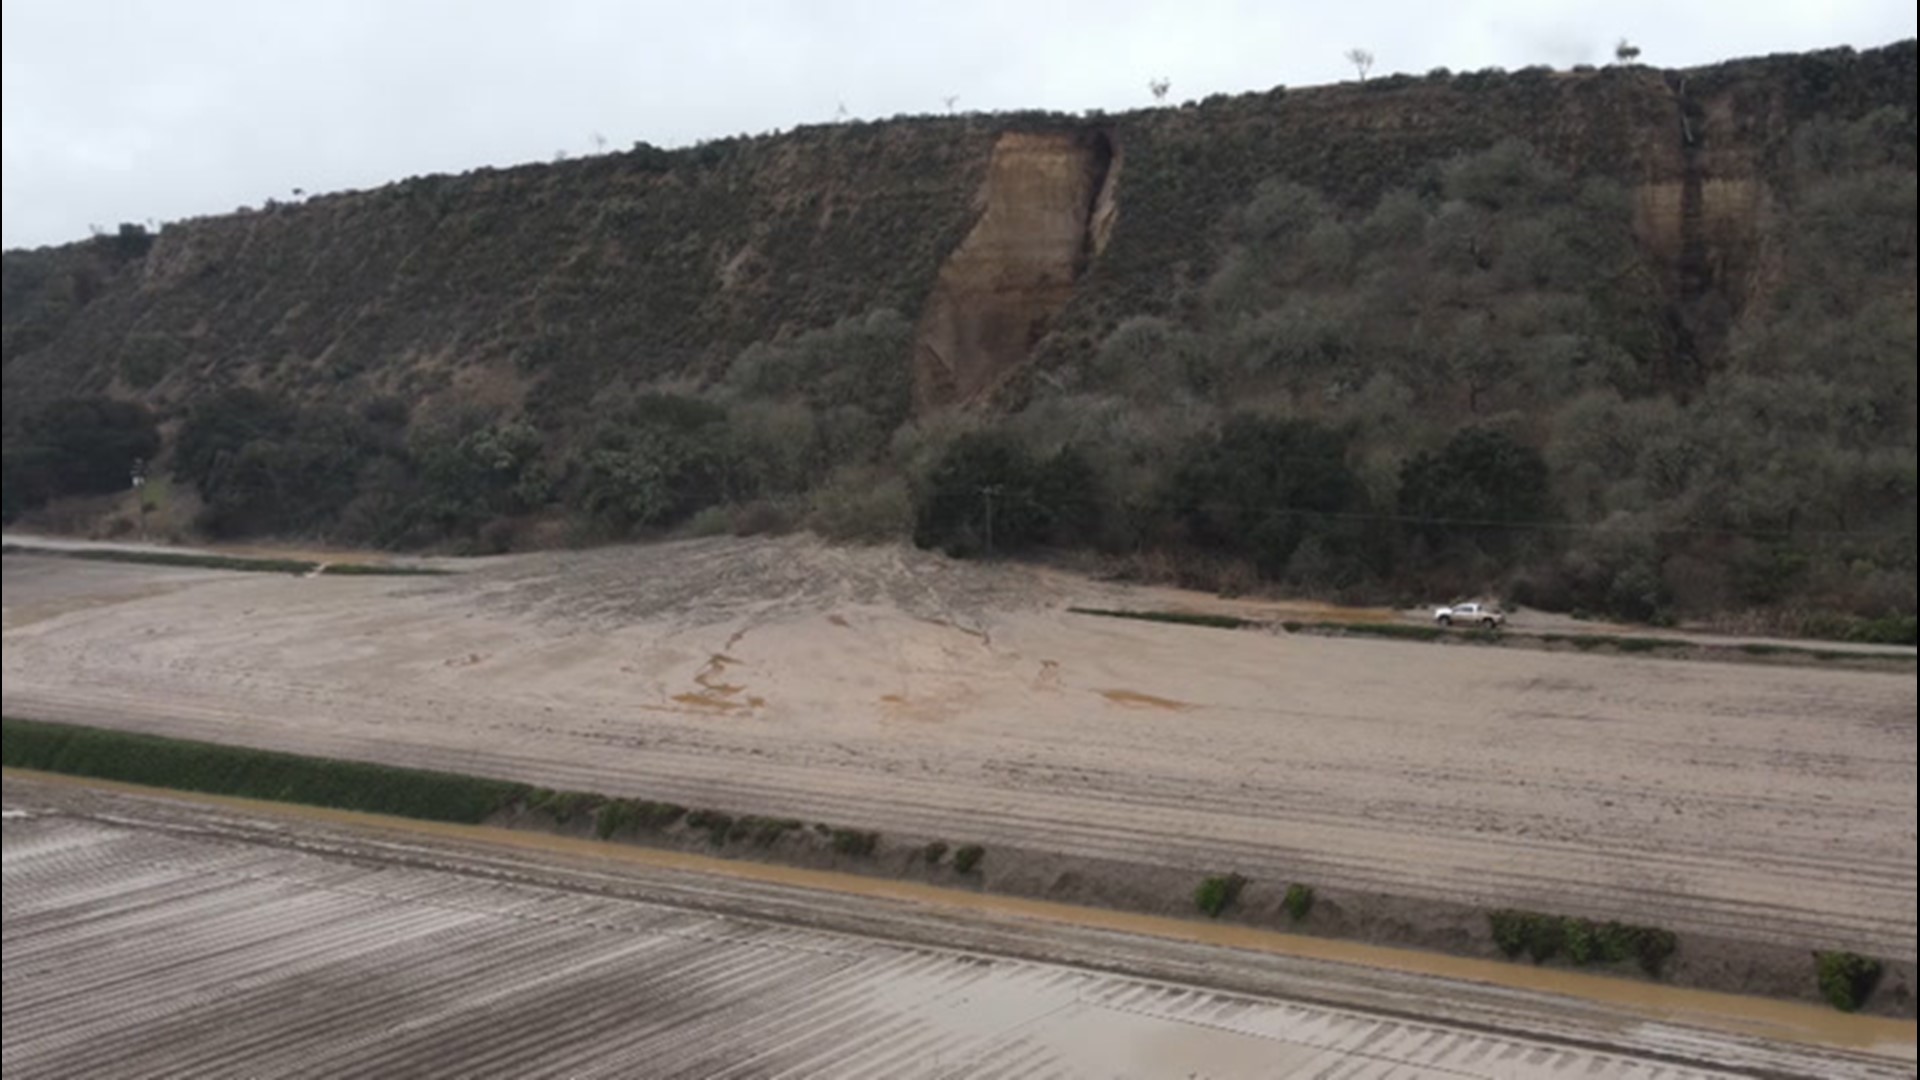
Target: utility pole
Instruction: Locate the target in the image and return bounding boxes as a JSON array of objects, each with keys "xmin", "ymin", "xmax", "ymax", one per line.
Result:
[
  {"xmin": 980, "ymin": 485, "xmax": 1001, "ymax": 556},
  {"xmin": 131, "ymin": 458, "xmax": 149, "ymax": 541}
]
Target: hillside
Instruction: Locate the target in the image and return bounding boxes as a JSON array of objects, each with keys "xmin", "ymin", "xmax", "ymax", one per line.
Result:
[{"xmin": 3, "ymin": 42, "xmax": 1915, "ymax": 630}]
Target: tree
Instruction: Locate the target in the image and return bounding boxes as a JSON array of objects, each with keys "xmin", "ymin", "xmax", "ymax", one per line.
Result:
[
  {"xmin": 1345, "ymin": 48, "xmax": 1375, "ymax": 81},
  {"xmin": 407, "ymin": 417, "xmax": 551, "ymax": 536},
  {"xmin": 112, "ymin": 223, "xmax": 153, "ymax": 259},
  {"xmin": 174, "ymin": 390, "xmax": 396, "ymax": 539},
  {"xmin": 1398, "ymin": 427, "xmax": 1553, "ymax": 554},
  {"xmin": 1148, "ymin": 78, "xmax": 1171, "ymax": 104},
  {"xmin": 2, "ymin": 397, "xmax": 159, "ymax": 519},
  {"xmin": 912, "ymin": 431, "xmax": 1097, "ymax": 556},
  {"xmin": 174, "ymin": 388, "xmax": 297, "ymax": 490},
  {"xmin": 1170, "ymin": 416, "xmax": 1368, "ymax": 578},
  {"xmin": 1614, "ymin": 39, "xmax": 1640, "ymax": 64},
  {"xmin": 572, "ymin": 393, "xmax": 735, "ymax": 532}
]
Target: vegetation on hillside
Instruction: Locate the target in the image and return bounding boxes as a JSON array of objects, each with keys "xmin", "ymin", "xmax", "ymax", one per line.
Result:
[{"xmin": 2, "ymin": 44, "xmax": 1913, "ymax": 628}]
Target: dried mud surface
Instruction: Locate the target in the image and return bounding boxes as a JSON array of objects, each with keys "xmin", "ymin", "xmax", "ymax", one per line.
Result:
[
  {"xmin": 3, "ymin": 537, "xmax": 1914, "ymax": 1005},
  {"xmin": 6, "ymin": 776, "xmax": 1913, "ymax": 1079}
]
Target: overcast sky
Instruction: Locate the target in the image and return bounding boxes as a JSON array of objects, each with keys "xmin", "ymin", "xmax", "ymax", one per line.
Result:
[{"xmin": 3, "ymin": 0, "xmax": 1913, "ymax": 249}]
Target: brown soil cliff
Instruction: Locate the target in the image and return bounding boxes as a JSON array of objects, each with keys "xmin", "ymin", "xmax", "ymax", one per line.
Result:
[{"xmin": 914, "ymin": 131, "xmax": 1117, "ymax": 409}]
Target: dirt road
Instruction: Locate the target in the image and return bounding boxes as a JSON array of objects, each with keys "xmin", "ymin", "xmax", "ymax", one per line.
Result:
[
  {"xmin": 5, "ymin": 775, "xmax": 1911, "ymax": 1078},
  {"xmin": 2, "ymin": 538, "xmax": 1913, "ymax": 989}
]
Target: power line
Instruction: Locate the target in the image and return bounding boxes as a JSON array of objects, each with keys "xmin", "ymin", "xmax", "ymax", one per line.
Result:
[
  {"xmin": 728, "ymin": 481, "xmax": 1910, "ymax": 542},
  {"xmin": 984, "ymin": 486, "xmax": 1913, "ymax": 542}
]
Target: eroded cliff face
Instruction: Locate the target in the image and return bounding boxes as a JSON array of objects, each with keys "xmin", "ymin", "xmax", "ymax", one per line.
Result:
[
  {"xmin": 912, "ymin": 131, "xmax": 1116, "ymax": 410},
  {"xmin": 1628, "ymin": 74, "xmax": 1774, "ymax": 383}
]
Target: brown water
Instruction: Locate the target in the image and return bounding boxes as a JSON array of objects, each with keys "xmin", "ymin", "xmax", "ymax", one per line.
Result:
[
  {"xmin": 8, "ymin": 768, "xmax": 1912, "ymax": 1059},
  {"xmin": 1098, "ymin": 689, "xmax": 1194, "ymax": 710}
]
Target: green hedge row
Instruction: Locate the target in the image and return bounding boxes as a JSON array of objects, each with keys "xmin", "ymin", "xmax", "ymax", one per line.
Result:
[
  {"xmin": 1488, "ymin": 909, "xmax": 1678, "ymax": 975},
  {"xmin": 4, "ymin": 545, "xmax": 316, "ymax": 575},
  {"xmin": 1, "ymin": 717, "xmax": 527, "ymax": 823},
  {"xmin": 1, "ymin": 544, "xmax": 449, "ymax": 577},
  {"xmin": 1067, "ymin": 607, "xmax": 1257, "ymax": 630}
]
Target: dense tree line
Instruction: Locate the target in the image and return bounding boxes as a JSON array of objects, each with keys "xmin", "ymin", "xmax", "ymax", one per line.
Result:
[{"xmin": 1, "ymin": 397, "xmax": 158, "ymax": 521}]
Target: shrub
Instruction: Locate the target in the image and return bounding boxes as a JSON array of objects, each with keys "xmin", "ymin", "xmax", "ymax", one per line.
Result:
[
  {"xmin": 922, "ymin": 841, "xmax": 949, "ymax": 865},
  {"xmin": 1282, "ymin": 883, "xmax": 1315, "ymax": 921},
  {"xmin": 729, "ymin": 500, "xmax": 797, "ymax": 537},
  {"xmin": 1489, "ymin": 910, "xmax": 1677, "ymax": 974},
  {"xmin": 593, "ymin": 798, "xmax": 688, "ymax": 838},
  {"xmin": 952, "ymin": 844, "xmax": 985, "ymax": 874},
  {"xmin": 1487, "ymin": 909, "xmax": 1562, "ymax": 961},
  {"xmin": 1816, "ymin": 952, "xmax": 1884, "ymax": 1012},
  {"xmin": 808, "ymin": 465, "xmax": 912, "ymax": 542},
  {"xmin": 1330, "ymin": 622, "xmax": 1445, "ymax": 642},
  {"xmin": 1524, "ymin": 914, "xmax": 1566, "ymax": 962},
  {"xmin": 1088, "ymin": 316, "xmax": 1212, "ymax": 399},
  {"xmin": 317, "ymin": 562, "xmax": 450, "ymax": 577},
  {"xmin": 1194, "ymin": 873, "xmax": 1249, "ymax": 917},
  {"xmin": 1611, "ymin": 636, "xmax": 1671, "ymax": 653},
  {"xmin": 1852, "ymin": 616, "xmax": 1916, "ymax": 646},
  {"xmin": 725, "ymin": 309, "xmax": 915, "ymax": 430},
  {"xmin": 1615, "ymin": 923, "xmax": 1677, "ymax": 975},
  {"xmin": 683, "ymin": 505, "xmax": 735, "ymax": 537},
  {"xmin": 686, "ymin": 809, "xmax": 735, "ymax": 846},
  {"xmin": 1802, "ymin": 613, "xmax": 1918, "ymax": 646},
  {"xmin": 1490, "ymin": 910, "xmax": 1532, "ymax": 957},
  {"xmin": 830, "ymin": 828, "xmax": 880, "ymax": 857},
  {"xmin": 1564, "ymin": 917, "xmax": 1598, "ymax": 964},
  {"xmin": 546, "ymin": 791, "xmax": 604, "ymax": 825},
  {"xmin": 594, "ymin": 798, "xmax": 636, "ymax": 838},
  {"xmin": 721, "ymin": 399, "xmax": 826, "ymax": 496},
  {"xmin": 741, "ymin": 816, "xmax": 803, "ymax": 846}
]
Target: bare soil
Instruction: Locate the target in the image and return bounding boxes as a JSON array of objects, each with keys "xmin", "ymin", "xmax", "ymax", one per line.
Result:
[{"xmin": 3, "ymin": 536, "xmax": 1913, "ymax": 1009}]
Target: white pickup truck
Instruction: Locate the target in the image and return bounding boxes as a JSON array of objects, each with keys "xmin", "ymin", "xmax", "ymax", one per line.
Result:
[{"xmin": 1433, "ymin": 601, "xmax": 1505, "ymax": 628}]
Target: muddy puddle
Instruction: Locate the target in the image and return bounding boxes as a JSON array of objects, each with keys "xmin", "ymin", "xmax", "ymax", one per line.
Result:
[{"xmin": 1099, "ymin": 689, "xmax": 1193, "ymax": 710}]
